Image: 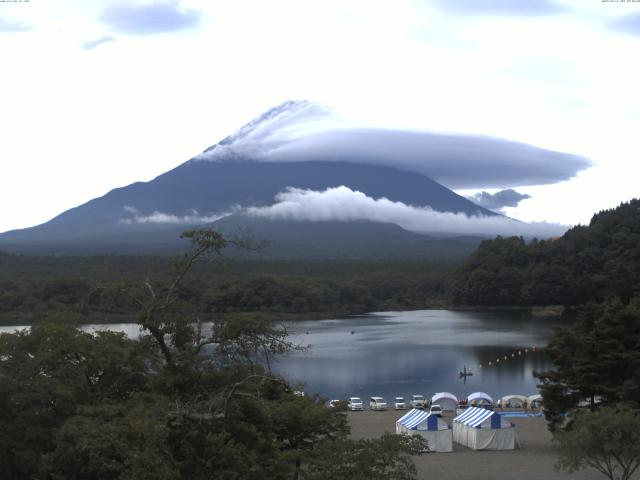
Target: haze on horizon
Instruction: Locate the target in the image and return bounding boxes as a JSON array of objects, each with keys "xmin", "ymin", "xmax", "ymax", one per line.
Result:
[{"xmin": 1, "ymin": 0, "xmax": 639, "ymax": 234}]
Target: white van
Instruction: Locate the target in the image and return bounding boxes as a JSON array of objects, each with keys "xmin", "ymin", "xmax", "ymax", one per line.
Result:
[
  {"xmin": 348, "ymin": 397, "xmax": 363, "ymax": 411},
  {"xmin": 369, "ymin": 396, "xmax": 388, "ymax": 410},
  {"xmin": 410, "ymin": 394, "xmax": 426, "ymax": 409}
]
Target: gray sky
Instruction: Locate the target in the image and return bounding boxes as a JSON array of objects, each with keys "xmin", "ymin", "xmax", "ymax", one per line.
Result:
[{"xmin": 1, "ymin": 0, "xmax": 639, "ymax": 233}]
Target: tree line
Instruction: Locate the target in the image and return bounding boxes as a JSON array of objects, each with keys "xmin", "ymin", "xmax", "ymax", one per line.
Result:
[{"xmin": 0, "ymin": 255, "xmax": 453, "ymax": 326}]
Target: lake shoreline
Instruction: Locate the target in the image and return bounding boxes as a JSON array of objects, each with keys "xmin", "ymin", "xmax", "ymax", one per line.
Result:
[{"xmin": 0, "ymin": 304, "xmax": 566, "ymax": 328}]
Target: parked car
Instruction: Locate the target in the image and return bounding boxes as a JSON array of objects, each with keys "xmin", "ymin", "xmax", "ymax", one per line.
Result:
[
  {"xmin": 394, "ymin": 397, "xmax": 406, "ymax": 410},
  {"xmin": 410, "ymin": 394, "xmax": 426, "ymax": 409},
  {"xmin": 328, "ymin": 399, "xmax": 340, "ymax": 408},
  {"xmin": 429, "ymin": 404, "xmax": 443, "ymax": 417},
  {"xmin": 370, "ymin": 396, "xmax": 388, "ymax": 411},
  {"xmin": 348, "ymin": 397, "xmax": 363, "ymax": 411}
]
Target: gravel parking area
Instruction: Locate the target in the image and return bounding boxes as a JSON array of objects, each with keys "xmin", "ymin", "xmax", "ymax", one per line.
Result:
[{"xmin": 347, "ymin": 410, "xmax": 602, "ymax": 480}]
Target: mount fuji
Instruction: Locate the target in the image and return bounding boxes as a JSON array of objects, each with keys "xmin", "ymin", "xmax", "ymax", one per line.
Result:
[{"xmin": 0, "ymin": 101, "xmax": 579, "ymax": 258}]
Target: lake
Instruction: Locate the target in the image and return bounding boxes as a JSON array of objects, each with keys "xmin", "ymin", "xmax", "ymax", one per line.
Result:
[
  {"xmin": 0, "ymin": 309, "xmax": 556, "ymax": 404},
  {"xmin": 272, "ymin": 310, "xmax": 555, "ymax": 403}
]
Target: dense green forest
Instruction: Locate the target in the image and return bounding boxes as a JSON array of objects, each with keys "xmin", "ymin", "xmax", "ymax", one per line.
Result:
[
  {"xmin": 0, "ymin": 253, "xmax": 454, "ymax": 325},
  {"xmin": 451, "ymin": 199, "xmax": 640, "ymax": 307},
  {"xmin": 3, "ymin": 199, "xmax": 640, "ymax": 326}
]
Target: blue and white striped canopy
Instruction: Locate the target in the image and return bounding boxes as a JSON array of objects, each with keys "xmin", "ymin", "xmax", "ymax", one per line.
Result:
[
  {"xmin": 453, "ymin": 406, "xmax": 501, "ymax": 428},
  {"xmin": 396, "ymin": 409, "xmax": 442, "ymax": 430}
]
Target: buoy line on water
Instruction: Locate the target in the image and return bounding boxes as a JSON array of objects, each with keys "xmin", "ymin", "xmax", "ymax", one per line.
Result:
[{"xmin": 478, "ymin": 345, "xmax": 538, "ymax": 370}]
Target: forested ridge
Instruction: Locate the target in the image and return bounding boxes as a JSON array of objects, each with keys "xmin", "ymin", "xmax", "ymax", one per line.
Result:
[
  {"xmin": 451, "ymin": 198, "xmax": 640, "ymax": 306},
  {"xmin": 0, "ymin": 254, "xmax": 453, "ymax": 325}
]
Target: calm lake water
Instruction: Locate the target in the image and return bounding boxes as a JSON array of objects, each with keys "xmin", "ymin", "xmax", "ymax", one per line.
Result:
[
  {"xmin": 272, "ymin": 310, "xmax": 555, "ymax": 403},
  {"xmin": 0, "ymin": 309, "xmax": 555, "ymax": 403}
]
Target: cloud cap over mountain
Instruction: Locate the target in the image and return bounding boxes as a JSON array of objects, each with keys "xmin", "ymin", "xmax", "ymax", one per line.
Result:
[{"xmin": 197, "ymin": 101, "xmax": 591, "ymax": 190}]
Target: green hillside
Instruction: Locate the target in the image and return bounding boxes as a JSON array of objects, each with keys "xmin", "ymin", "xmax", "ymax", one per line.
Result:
[{"xmin": 451, "ymin": 198, "xmax": 640, "ymax": 306}]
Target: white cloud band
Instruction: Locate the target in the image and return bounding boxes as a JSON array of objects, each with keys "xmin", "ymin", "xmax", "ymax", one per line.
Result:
[
  {"xmin": 246, "ymin": 186, "xmax": 567, "ymax": 238},
  {"xmin": 120, "ymin": 206, "xmax": 228, "ymax": 225}
]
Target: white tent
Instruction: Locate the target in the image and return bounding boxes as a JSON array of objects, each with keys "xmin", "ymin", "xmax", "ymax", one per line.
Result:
[
  {"xmin": 527, "ymin": 394, "xmax": 543, "ymax": 409},
  {"xmin": 468, "ymin": 392, "xmax": 493, "ymax": 407},
  {"xmin": 396, "ymin": 409, "xmax": 453, "ymax": 452},
  {"xmin": 453, "ymin": 406, "xmax": 517, "ymax": 450},
  {"xmin": 500, "ymin": 395, "xmax": 527, "ymax": 408},
  {"xmin": 431, "ymin": 392, "xmax": 458, "ymax": 412}
]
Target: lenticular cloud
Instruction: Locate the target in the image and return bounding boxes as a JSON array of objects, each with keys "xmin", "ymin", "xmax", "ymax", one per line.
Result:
[
  {"xmin": 196, "ymin": 100, "xmax": 591, "ymax": 190},
  {"xmin": 246, "ymin": 186, "xmax": 567, "ymax": 238}
]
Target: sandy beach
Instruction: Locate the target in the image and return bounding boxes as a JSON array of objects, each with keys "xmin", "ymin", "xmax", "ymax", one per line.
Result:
[{"xmin": 347, "ymin": 410, "xmax": 603, "ymax": 480}]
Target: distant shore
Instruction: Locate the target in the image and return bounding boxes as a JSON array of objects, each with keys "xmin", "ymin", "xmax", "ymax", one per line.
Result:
[{"xmin": 0, "ymin": 304, "xmax": 569, "ymax": 328}]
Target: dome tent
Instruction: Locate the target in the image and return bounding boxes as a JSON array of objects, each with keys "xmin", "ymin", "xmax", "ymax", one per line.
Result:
[
  {"xmin": 468, "ymin": 391, "xmax": 493, "ymax": 406},
  {"xmin": 453, "ymin": 406, "xmax": 517, "ymax": 450},
  {"xmin": 500, "ymin": 395, "xmax": 527, "ymax": 408},
  {"xmin": 396, "ymin": 409, "xmax": 452, "ymax": 452},
  {"xmin": 431, "ymin": 392, "xmax": 458, "ymax": 412},
  {"xmin": 527, "ymin": 394, "xmax": 543, "ymax": 409}
]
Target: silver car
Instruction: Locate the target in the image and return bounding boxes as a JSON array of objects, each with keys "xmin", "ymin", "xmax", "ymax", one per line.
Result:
[
  {"xmin": 348, "ymin": 397, "xmax": 364, "ymax": 411},
  {"xmin": 394, "ymin": 397, "xmax": 406, "ymax": 410}
]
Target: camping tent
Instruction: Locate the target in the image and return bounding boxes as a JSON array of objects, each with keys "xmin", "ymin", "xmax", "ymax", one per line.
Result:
[
  {"xmin": 468, "ymin": 392, "xmax": 493, "ymax": 407},
  {"xmin": 453, "ymin": 406, "xmax": 517, "ymax": 450},
  {"xmin": 527, "ymin": 394, "xmax": 543, "ymax": 409},
  {"xmin": 500, "ymin": 395, "xmax": 527, "ymax": 408},
  {"xmin": 431, "ymin": 392, "xmax": 458, "ymax": 412},
  {"xmin": 396, "ymin": 409, "xmax": 452, "ymax": 452}
]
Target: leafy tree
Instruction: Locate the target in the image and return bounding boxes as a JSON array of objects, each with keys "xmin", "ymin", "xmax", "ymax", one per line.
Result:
[
  {"xmin": 303, "ymin": 433, "xmax": 427, "ymax": 480},
  {"xmin": 555, "ymin": 405, "xmax": 640, "ymax": 480},
  {"xmin": 536, "ymin": 297, "xmax": 640, "ymax": 430},
  {"xmin": 1, "ymin": 229, "xmax": 424, "ymax": 479},
  {"xmin": 0, "ymin": 321, "xmax": 148, "ymax": 479},
  {"xmin": 42, "ymin": 399, "xmax": 180, "ymax": 480}
]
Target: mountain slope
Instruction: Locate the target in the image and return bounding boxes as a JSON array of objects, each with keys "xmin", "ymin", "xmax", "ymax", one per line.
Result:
[{"xmin": 0, "ymin": 160, "xmax": 495, "ymax": 253}]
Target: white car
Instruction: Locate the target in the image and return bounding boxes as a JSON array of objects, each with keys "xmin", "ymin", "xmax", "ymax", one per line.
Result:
[
  {"xmin": 410, "ymin": 394, "xmax": 426, "ymax": 409},
  {"xmin": 370, "ymin": 396, "xmax": 388, "ymax": 411},
  {"xmin": 328, "ymin": 399, "xmax": 341, "ymax": 408},
  {"xmin": 394, "ymin": 397, "xmax": 406, "ymax": 410},
  {"xmin": 429, "ymin": 404, "xmax": 443, "ymax": 417},
  {"xmin": 348, "ymin": 397, "xmax": 363, "ymax": 411}
]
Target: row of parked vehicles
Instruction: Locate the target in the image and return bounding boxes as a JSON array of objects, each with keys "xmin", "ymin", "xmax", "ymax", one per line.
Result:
[
  {"xmin": 329, "ymin": 395, "xmax": 444, "ymax": 415},
  {"xmin": 329, "ymin": 395, "xmax": 492, "ymax": 417}
]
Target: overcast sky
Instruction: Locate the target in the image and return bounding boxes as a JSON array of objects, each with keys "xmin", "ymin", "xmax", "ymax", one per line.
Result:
[{"xmin": 1, "ymin": 0, "xmax": 639, "ymax": 233}]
